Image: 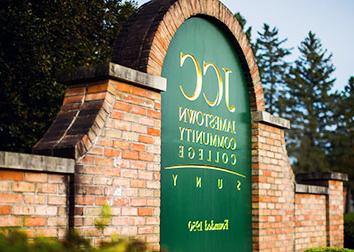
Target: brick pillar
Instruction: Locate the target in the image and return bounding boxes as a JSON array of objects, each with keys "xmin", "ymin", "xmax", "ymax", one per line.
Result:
[
  {"xmin": 297, "ymin": 172, "xmax": 348, "ymax": 248},
  {"xmin": 252, "ymin": 112, "xmax": 295, "ymax": 252},
  {"xmin": 33, "ymin": 63, "xmax": 166, "ymax": 249},
  {"xmin": 328, "ymin": 180, "xmax": 345, "ymax": 247}
]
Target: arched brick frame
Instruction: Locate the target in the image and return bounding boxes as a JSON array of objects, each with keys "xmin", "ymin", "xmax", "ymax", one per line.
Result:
[
  {"xmin": 112, "ymin": 0, "xmax": 265, "ymax": 112},
  {"xmin": 29, "ymin": 1, "xmax": 347, "ymax": 250},
  {"xmin": 33, "ymin": 81, "xmax": 116, "ymax": 159}
]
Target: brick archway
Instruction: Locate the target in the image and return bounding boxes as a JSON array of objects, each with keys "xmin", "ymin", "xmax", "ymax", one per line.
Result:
[
  {"xmin": 29, "ymin": 1, "xmax": 347, "ymax": 251},
  {"xmin": 112, "ymin": 0, "xmax": 264, "ymax": 112}
]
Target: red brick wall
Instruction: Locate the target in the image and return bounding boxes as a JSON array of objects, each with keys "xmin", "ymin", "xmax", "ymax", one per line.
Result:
[
  {"xmin": 0, "ymin": 169, "xmax": 68, "ymax": 238},
  {"xmin": 328, "ymin": 180, "xmax": 345, "ymax": 247},
  {"xmin": 68, "ymin": 80, "xmax": 161, "ymax": 248},
  {"xmin": 295, "ymin": 194, "xmax": 327, "ymax": 251},
  {"xmin": 0, "ymin": 78, "xmax": 346, "ymax": 251},
  {"xmin": 252, "ymin": 122, "xmax": 295, "ymax": 251}
]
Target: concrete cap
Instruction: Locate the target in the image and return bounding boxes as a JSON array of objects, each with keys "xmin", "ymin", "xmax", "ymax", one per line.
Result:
[
  {"xmin": 58, "ymin": 62, "xmax": 167, "ymax": 92},
  {"xmin": 252, "ymin": 111, "xmax": 290, "ymax": 129},
  {"xmin": 0, "ymin": 151, "xmax": 75, "ymax": 174},
  {"xmin": 296, "ymin": 172, "xmax": 348, "ymax": 182}
]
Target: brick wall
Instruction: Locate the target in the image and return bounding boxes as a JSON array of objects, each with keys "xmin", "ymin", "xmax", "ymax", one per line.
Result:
[
  {"xmin": 295, "ymin": 174, "xmax": 347, "ymax": 251},
  {"xmin": 0, "ymin": 73, "xmax": 348, "ymax": 252},
  {"xmin": 0, "ymin": 152, "xmax": 74, "ymax": 238},
  {"xmin": 328, "ymin": 180, "xmax": 345, "ymax": 247},
  {"xmin": 295, "ymin": 194, "xmax": 327, "ymax": 251},
  {"xmin": 252, "ymin": 119, "xmax": 295, "ymax": 251},
  {"xmin": 0, "ymin": 170, "xmax": 68, "ymax": 237},
  {"xmin": 62, "ymin": 80, "xmax": 162, "ymax": 248},
  {"xmin": 0, "ymin": 0, "xmax": 348, "ymax": 250}
]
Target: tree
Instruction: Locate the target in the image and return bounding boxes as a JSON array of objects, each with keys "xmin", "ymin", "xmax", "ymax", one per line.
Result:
[
  {"xmin": 329, "ymin": 77, "xmax": 354, "ymax": 178},
  {"xmin": 0, "ymin": 0, "xmax": 137, "ymax": 152},
  {"xmin": 234, "ymin": 12, "xmax": 253, "ymax": 43},
  {"xmin": 286, "ymin": 32, "xmax": 336, "ymax": 172},
  {"xmin": 255, "ymin": 24, "xmax": 291, "ymax": 116}
]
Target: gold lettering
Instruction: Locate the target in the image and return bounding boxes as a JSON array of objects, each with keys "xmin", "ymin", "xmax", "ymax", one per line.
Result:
[
  {"xmin": 196, "ymin": 177, "xmax": 202, "ymax": 188},
  {"xmin": 172, "ymin": 174, "xmax": 178, "ymax": 186},
  {"xmin": 231, "ymin": 154, "xmax": 237, "ymax": 165},
  {"xmin": 222, "ymin": 153, "xmax": 228, "ymax": 164},
  {"xmin": 179, "ymin": 107, "xmax": 187, "ymax": 123},
  {"xmin": 236, "ymin": 180, "xmax": 241, "ymax": 191},
  {"xmin": 207, "ymin": 150, "xmax": 212, "ymax": 162},
  {"xmin": 217, "ymin": 179, "xmax": 223, "ymax": 189},
  {"xmin": 178, "ymin": 145, "xmax": 184, "ymax": 158},
  {"xmin": 179, "ymin": 52, "xmax": 202, "ymax": 101},
  {"xmin": 179, "ymin": 127, "xmax": 185, "ymax": 141},
  {"xmin": 188, "ymin": 147, "xmax": 195, "ymax": 159},
  {"xmin": 198, "ymin": 148, "xmax": 204, "ymax": 160},
  {"xmin": 202, "ymin": 62, "xmax": 223, "ymax": 107},
  {"xmin": 215, "ymin": 151, "xmax": 220, "ymax": 163},
  {"xmin": 223, "ymin": 68, "xmax": 236, "ymax": 112}
]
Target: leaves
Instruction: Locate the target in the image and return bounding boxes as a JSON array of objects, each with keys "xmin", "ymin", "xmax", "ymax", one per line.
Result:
[
  {"xmin": 286, "ymin": 32, "xmax": 336, "ymax": 172},
  {"xmin": 255, "ymin": 24, "xmax": 292, "ymax": 117},
  {"xmin": 0, "ymin": 0, "xmax": 137, "ymax": 152}
]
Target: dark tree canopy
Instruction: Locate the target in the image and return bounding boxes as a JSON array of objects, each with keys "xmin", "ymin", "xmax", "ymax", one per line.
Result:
[
  {"xmin": 1, "ymin": 3, "xmax": 353, "ymax": 185},
  {"xmin": 329, "ymin": 77, "xmax": 354, "ymax": 180},
  {"xmin": 0, "ymin": 0, "xmax": 137, "ymax": 152},
  {"xmin": 255, "ymin": 24, "xmax": 291, "ymax": 117},
  {"xmin": 234, "ymin": 12, "xmax": 253, "ymax": 45},
  {"xmin": 286, "ymin": 32, "xmax": 336, "ymax": 172}
]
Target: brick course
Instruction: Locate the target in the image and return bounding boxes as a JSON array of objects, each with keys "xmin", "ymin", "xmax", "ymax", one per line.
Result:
[
  {"xmin": 7, "ymin": 0, "xmax": 346, "ymax": 251},
  {"xmin": 0, "ymin": 170, "xmax": 69, "ymax": 238},
  {"xmin": 295, "ymin": 194, "xmax": 327, "ymax": 251},
  {"xmin": 49, "ymin": 80, "xmax": 162, "ymax": 248}
]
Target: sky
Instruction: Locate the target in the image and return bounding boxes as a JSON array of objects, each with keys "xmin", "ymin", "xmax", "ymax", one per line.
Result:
[{"xmin": 135, "ymin": 0, "xmax": 353, "ymax": 91}]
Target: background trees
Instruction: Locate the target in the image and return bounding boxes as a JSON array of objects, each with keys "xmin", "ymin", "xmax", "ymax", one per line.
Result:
[
  {"xmin": 255, "ymin": 24, "xmax": 291, "ymax": 117},
  {"xmin": 236, "ymin": 13, "xmax": 352, "ymax": 177},
  {"xmin": 286, "ymin": 32, "xmax": 336, "ymax": 172},
  {"xmin": 329, "ymin": 77, "xmax": 354, "ymax": 180},
  {"xmin": 0, "ymin": 0, "xmax": 137, "ymax": 152},
  {"xmin": 0, "ymin": 4, "xmax": 352, "ymax": 181}
]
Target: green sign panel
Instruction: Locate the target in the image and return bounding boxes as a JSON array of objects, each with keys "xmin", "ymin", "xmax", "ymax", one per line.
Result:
[{"xmin": 161, "ymin": 17, "xmax": 252, "ymax": 252}]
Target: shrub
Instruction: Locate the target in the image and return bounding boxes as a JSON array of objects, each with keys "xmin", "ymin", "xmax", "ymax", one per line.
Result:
[
  {"xmin": 0, "ymin": 229, "xmax": 155, "ymax": 252},
  {"xmin": 345, "ymin": 213, "xmax": 354, "ymax": 248},
  {"xmin": 305, "ymin": 248, "xmax": 354, "ymax": 252}
]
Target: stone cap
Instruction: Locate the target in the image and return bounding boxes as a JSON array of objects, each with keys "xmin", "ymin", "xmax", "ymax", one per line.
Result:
[
  {"xmin": 295, "ymin": 184, "xmax": 329, "ymax": 195},
  {"xmin": 296, "ymin": 172, "xmax": 348, "ymax": 182},
  {"xmin": 252, "ymin": 111, "xmax": 290, "ymax": 129},
  {"xmin": 58, "ymin": 62, "xmax": 167, "ymax": 92},
  {"xmin": 0, "ymin": 151, "xmax": 75, "ymax": 174}
]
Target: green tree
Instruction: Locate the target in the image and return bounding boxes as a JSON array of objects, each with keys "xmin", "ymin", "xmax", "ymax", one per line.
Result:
[
  {"xmin": 234, "ymin": 12, "xmax": 253, "ymax": 45},
  {"xmin": 0, "ymin": 0, "xmax": 137, "ymax": 152},
  {"xmin": 286, "ymin": 32, "xmax": 336, "ymax": 172},
  {"xmin": 329, "ymin": 77, "xmax": 354, "ymax": 179},
  {"xmin": 255, "ymin": 24, "xmax": 291, "ymax": 116}
]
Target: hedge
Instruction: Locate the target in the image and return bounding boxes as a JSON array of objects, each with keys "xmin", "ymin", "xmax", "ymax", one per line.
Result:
[
  {"xmin": 345, "ymin": 213, "xmax": 354, "ymax": 248},
  {"xmin": 0, "ymin": 229, "xmax": 155, "ymax": 252},
  {"xmin": 305, "ymin": 248, "xmax": 354, "ymax": 252}
]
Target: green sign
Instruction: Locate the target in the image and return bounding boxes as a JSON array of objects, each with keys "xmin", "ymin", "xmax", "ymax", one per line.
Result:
[{"xmin": 161, "ymin": 17, "xmax": 252, "ymax": 252}]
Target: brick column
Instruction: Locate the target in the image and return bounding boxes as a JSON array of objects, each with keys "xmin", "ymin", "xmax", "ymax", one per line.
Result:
[
  {"xmin": 33, "ymin": 63, "xmax": 166, "ymax": 249},
  {"xmin": 297, "ymin": 172, "xmax": 348, "ymax": 248},
  {"xmin": 0, "ymin": 151, "xmax": 74, "ymax": 238},
  {"xmin": 252, "ymin": 112, "xmax": 295, "ymax": 252}
]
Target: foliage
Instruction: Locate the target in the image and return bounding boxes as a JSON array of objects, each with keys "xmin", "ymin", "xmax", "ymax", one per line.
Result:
[
  {"xmin": 0, "ymin": 0, "xmax": 137, "ymax": 152},
  {"xmin": 95, "ymin": 203, "xmax": 113, "ymax": 232},
  {"xmin": 328, "ymin": 77, "xmax": 354, "ymax": 180},
  {"xmin": 345, "ymin": 213, "xmax": 354, "ymax": 248},
  {"xmin": 286, "ymin": 32, "xmax": 336, "ymax": 172},
  {"xmin": 234, "ymin": 12, "xmax": 254, "ymax": 49},
  {"xmin": 255, "ymin": 24, "xmax": 291, "ymax": 116},
  {"xmin": 0, "ymin": 229, "xmax": 155, "ymax": 252},
  {"xmin": 305, "ymin": 248, "xmax": 354, "ymax": 252}
]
